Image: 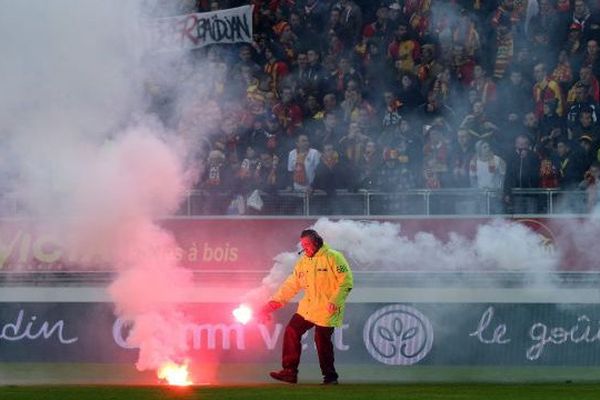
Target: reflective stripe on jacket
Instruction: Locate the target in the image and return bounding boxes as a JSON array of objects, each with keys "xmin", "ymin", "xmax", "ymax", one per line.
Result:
[{"xmin": 272, "ymin": 243, "xmax": 353, "ymax": 327}]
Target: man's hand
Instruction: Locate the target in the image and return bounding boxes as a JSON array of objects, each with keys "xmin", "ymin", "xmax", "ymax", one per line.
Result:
[
  {"xmin": 327, "ymin": 302, "xmax": 338, "ymax": 315},
  {"xmin": 258, "ymin": 301, "xmax": 282, "ymax": 323},
  {"xmin": 261, "ymin": 300, "xmax": 282, "ymax": 314}
]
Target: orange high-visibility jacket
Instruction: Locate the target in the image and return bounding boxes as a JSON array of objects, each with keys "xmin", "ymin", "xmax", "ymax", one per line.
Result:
[{"xmin": 272, "ymin": 243, "xmax": 353, "ymax": 327}]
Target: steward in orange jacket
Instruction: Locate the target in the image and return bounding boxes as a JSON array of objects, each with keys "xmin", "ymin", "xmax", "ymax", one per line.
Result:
[
  {"xmin": 271, "ymin": 242, "xmax": 353, "ymax": 327},
  {"xmin": 263, "ymin": 229, "xmax": 353, "ymax": 385}
]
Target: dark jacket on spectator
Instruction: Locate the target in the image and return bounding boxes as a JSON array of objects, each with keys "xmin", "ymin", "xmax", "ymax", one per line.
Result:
[
  {"xmin": 503, "ymin": 150, "xmax": 540, "ymax": 196},
  {"xmin": 557, "ymin": 151, "xmax": 586, "ymax": 189},
  {"xmin": 312, "ymin": 158, "xmax": 351, "ymax": 195}
]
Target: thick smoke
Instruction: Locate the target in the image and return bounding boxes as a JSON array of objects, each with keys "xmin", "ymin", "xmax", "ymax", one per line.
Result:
[
  {"xmin": 249, "ymin": 217, "xmax": 561, "ymax": 304},
  {"xmin": 0, "ymin": 1, "xmax": 198, "ymax": 375}
]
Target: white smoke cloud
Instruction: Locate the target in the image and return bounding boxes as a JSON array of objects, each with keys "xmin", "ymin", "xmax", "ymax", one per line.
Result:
[
  {"xmin": 251, "ymin": 217, "xmax": 561, "ymax": 304},
  {"xmin": 0, "ymin": 0, "xmax": 199, "ymax": 375}
]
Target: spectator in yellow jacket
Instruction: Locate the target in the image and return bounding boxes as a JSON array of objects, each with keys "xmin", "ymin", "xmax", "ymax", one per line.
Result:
[{"xmin": 262, "ymin": 229, "xmax": 353, "ymax": 385}]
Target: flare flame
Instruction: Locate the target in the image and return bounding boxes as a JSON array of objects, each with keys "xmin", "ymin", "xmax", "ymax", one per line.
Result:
[
  {"xmin": 232, "ymin": 304, "xmax": 253, "ymax": 325},
  {"xmin": 157, "ymin": 360, "xmax": 192, "ymax": 386}
]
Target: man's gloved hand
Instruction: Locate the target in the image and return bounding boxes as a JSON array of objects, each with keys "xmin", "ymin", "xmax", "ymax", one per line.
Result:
[
  {"xmin": 258, "ymin": 301, "xmax": 282, "ymax": 323},
  {"xmin": 327, "ymin": 302, "xmax": 338, "ymax": 315}
]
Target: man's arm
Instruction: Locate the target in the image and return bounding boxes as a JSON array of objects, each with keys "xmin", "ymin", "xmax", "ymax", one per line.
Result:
[{"xmin": 271, "ymin": 265, "xmax": 302, "ymax": 305}]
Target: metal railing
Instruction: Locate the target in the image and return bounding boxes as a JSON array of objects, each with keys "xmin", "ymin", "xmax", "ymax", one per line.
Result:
[
  {"xmin": 0, "ymin": 188, "xmax": 589, "ymax": 217},
  {"xmin": 3, "ymin": 270, "xmax": 600, "ymax": 287},
  {"xmin": 178, "ymin": 188, "xmax": 589, "ymax": 216}
]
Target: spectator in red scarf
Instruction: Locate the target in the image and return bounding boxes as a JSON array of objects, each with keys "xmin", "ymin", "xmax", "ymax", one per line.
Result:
[
  {"xmin": 287, "ymin": 134, "xmax": 320, "ymax": 192},
  {"xmin": 339, "ymin": 122, "xmax": 369, "ymax": 165},
  {"xmin": 415, "ymin": 44, "xmax": 443, "ymax": 97},
  {"xmin": 452, "ymin": 45, "xmax": 476, "ymax": 88},
  {"xmin": 422, "ymin": 127, "xmax": 451, "ymax": 188},
  {"xmin": 532, "ymin": 63, "xmax": 564, "ymax": 118},
  {"xmin": 551, "ymin": 49, "xmax": 574, "ymax": 95},
  {"xmin": 491, "ymin": 21, "xmax": 514, "ymax": 80},
  {"xmin": 469, "ymin": 64, "xmax": 497, "ymax": 106},
  {"xmin": 264, "ymin": 46, "xmax": 290, "ymax": 96},
  {"xmin": 340, "ymin": 81, "xmax": 374, "ymax": 124},
  {"xmin": 362, "ymin": 6, "xmax": 392, "ymax": 46},
  {"xmin": 538, "ymin": 146, "xmax": 560, "ymax": 189},
  {"xmin": 469, "ymin": 140, "xmax": 506, "ymax": 190},
  {"xmin": 272, "ymin": 86, "xmax": 304, "ymax": 140},
  {"xmin": 387, "ymin": 22, "xmax": 421, "ymax": 74},
  {"xmin": 453, "ymin": 9, "xmax": 481, "ymax": 59}
]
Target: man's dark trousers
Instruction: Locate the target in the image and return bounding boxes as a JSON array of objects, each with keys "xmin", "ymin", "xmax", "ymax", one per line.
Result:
[{"xmin": 281, "ymin": 313, "xmax": 338, "ymax": 381}]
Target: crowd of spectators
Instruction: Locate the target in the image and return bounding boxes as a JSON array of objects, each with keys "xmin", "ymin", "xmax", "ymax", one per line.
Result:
[{"xmin": 146, "ymin": 0, "xmax": 600, "ymax": 214}]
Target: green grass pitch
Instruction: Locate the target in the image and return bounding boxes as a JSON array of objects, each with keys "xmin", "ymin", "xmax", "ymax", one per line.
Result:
[
  {"xmin": 2, "ymin": 383, "xmax": 600, "ymax": 400},
  {"xmin": 2, "ymin": 363, "xmax": 600, "ymax": 399}
]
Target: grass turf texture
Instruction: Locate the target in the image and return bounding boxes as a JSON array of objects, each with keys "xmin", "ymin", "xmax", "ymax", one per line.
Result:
[
  {"xmin": 2, "ymin": 384, "xmax": 600, "ymax": 400},
  {"xmin": 4, "ymin": 363, "xmax": 600, "ymax": 384}
]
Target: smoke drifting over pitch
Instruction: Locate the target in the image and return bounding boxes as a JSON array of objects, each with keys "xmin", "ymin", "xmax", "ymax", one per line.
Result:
[
  {"xmin": 0, "ymin": 0, "xmax": 198, "ymax": 378},
  {"xmin": 248, "ymin": 217, "xmax": 561, "ymax": 305}
]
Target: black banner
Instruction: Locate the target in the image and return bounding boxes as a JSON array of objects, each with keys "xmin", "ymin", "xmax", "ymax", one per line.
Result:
[{"xmin": 1, "ymin": 303, "xmax": 600, "ymax": 366}]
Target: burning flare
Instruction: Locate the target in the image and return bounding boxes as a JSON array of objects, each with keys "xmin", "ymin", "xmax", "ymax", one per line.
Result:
[
  {"xmin": 157, "ymin": 360, "xmax": 192, "ymax": 386},
  {"xmin": 232, "ymin": 304, "xmax": 253, "ymax": 325}
]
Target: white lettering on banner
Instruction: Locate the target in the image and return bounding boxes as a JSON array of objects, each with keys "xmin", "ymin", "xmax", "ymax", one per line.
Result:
[
  {"xmin": 186, "ymin": 323, "xmax": 245, "ymax": 350},
  {"xmin": 31, "ymin": 234, "xmax": 62, "ymax": 263},
  {"xmin": 335, "ymin": 324, "xmax": 350, "ymax": 351},
  {"xmin": 112, "ymin": 319, "xmax": 137, "ymax": 349},
  {"xmin": 0, "ymin": 230, "xmax": 21, "ymax": 268},
  {"xmin": 112, "ymin": 319, "xmax": 245, "ymax": 350},
  {"xmin": 469, "ymin": 306, "xmax": 511, "ymax": 344},
  {"xmin": 258, "ymin": 323, "xmax": 282, "ymax": 350},
  {"xmin": 147, "ymin": 5, "xmax": 253, "ymax": 52},
  {"xmin": 469, "ymin": 307, "xmax": 600, "ymax": 361},
  {"xmin": 113, "ymin": 319, "xmax": 351, "ymax": 352},
  {"xmin": 0, "ymin": 230, "xmax": 69, "ymax": 269},
  {"xmin": 526, "ymin": 316, "xmax": 600, "ymax": 360},
  {"xmin": 0, "ymin": 309, "xmax": 78, "ymax": 344}
]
